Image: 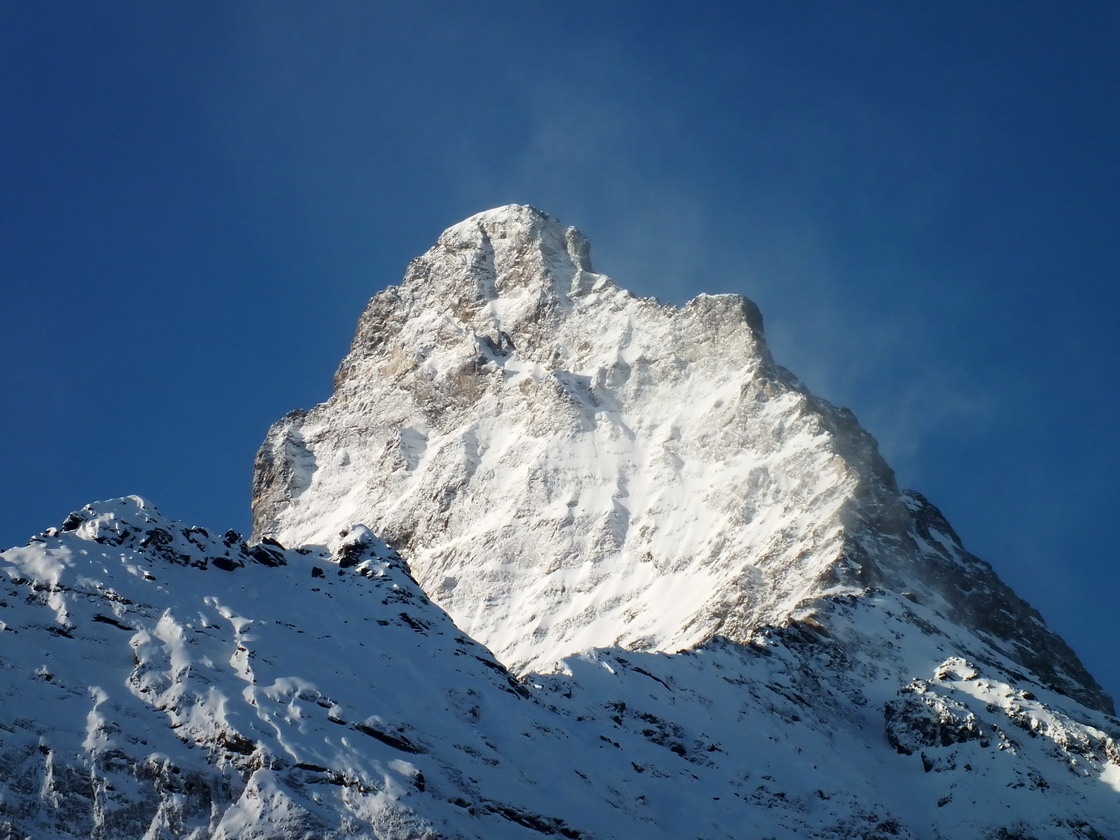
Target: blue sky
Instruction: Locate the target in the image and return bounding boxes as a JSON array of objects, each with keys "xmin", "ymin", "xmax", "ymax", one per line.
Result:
[{"xmin": 3, "ymin": 2, "xmax": 1118, "ymax": 700}]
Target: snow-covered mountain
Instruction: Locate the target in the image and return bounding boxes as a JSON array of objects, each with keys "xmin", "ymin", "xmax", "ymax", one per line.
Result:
[
  {"xmin": 252, "ymin": 205, "xmax": 1108, "ymax": 712},
  {"xmin": 2, "ymin": 206, "xmax": 1117, "ymax": 838}
]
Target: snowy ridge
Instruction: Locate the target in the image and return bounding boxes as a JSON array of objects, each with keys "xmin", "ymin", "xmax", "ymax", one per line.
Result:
[
  {"xmin": 2, "ymin": 499, "xmax": 1118, "ymax": 839},
  {"xmin": 252, "ymin": 205, "xmax": 1109, "ymax": 715},
  {"xmin": 0, "ymin": 498, "xmax": 577, "ymax": 839}
]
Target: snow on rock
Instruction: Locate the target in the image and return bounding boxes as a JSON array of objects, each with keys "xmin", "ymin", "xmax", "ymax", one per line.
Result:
[
  {"xmin": 0, "ymin": 499, "xmax": 546, "ymax": 839},
  {"xmin": 2, "ymin": 501, "xmax": 1117, "ymax": 839},
  {"xmin": 251, "ymin": 205, "xmax": 1111, "ymax": 717}
]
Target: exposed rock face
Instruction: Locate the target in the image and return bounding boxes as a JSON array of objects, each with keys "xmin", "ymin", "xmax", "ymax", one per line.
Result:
[{"xmin": 251, "ymin": 205, "xmax": 1110, "ymax": 715}]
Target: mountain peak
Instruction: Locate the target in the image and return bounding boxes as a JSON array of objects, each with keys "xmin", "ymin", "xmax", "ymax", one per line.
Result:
[
  {"xmin": 443, "ymin": 202, "xmax": 558, "ymax": 235},
  {"xmin": 424, "ymin": 203, "xmax": 593, "ymax": 307},
  {"xmin": 253, "ymin": 208, "xmax": 1111, "ymax": 715},
  {"xmin": 442, "ymin": 204, "xmax": 590, "ymax": 269}
]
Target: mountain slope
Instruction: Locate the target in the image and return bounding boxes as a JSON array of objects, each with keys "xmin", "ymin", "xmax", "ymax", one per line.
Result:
[
  {"xmin": 3, "ymin": 499, "xmax": 1118, "ymax": 839},
  {"xmin": 251, "ymin": 205, "xmax": 1109, "ymax": 715},
  {"xmin": 0, "ymin": 498, "xmax": 546, "ymax": 838}
]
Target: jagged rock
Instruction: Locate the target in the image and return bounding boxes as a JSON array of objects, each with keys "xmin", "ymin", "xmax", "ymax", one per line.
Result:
[{"xmin": 884, "ymin": 685, "xmax": 987, "ymax": 756}]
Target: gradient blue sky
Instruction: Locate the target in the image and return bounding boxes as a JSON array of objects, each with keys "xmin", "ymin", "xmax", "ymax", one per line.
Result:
[{"xmin": 3, "ymin": 3, "xmax": 1118, "ymax": 700}]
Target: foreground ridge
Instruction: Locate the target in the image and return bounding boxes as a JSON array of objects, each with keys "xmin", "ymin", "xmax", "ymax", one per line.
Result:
[{"xmin": 2, "ymin": 498, "xmax": 1118, "ymax": 838}]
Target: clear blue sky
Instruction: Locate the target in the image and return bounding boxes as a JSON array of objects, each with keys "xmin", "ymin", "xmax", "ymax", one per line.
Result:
[{"xmin": 3, "ymin": 2, "xmax": 1118, "ymax": 700}]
